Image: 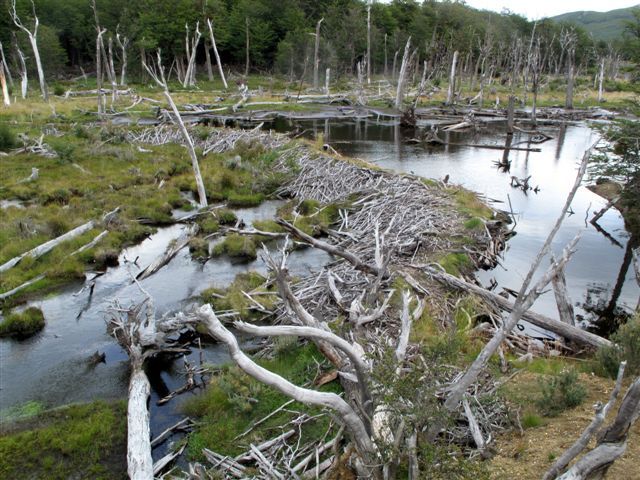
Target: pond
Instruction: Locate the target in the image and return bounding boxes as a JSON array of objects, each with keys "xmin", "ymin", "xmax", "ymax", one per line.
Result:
[{"xmin": 269, "ymin": 117, "xmax": 639, "ymax": 338}]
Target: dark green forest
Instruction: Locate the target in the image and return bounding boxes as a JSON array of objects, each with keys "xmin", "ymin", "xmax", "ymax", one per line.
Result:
[{"xmin": 1, "ymin": 0, "xmax": 638, "ymax": 82}]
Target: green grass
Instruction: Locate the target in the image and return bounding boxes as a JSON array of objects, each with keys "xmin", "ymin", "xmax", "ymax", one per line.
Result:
[
  {"xmin": 200, "ymin": 271, "xmax": 277, "ymax": 320},
  {"xmin": 438, "ymin": 252, "xmax": 473, "ymax": 276},
  {"xmin": 521, "ymin": 413, "xmax": 544, "ymax": 429},
  {"xmin": 0, "ymin": 307, "xmax": 46, "ymax": 338},
  {"xmin": 211, "ymin": 234, "xmax": 258, "ymax": 260},
  {"xmin": 452, "ymin": 189, "xmax": 493, "ymax": 219},
  {"xmin": 182, "ymin": 343, "xmax": 340, "ymax": 461},
  {"xmin": 0, "ymin": 400, "xmax": 127, "ymax": 480}
]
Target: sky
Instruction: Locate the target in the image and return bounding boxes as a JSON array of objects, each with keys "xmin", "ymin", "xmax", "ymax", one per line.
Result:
[{"xmin": 461, "ymin": 0, "xmax": 639, "ymax": 20}]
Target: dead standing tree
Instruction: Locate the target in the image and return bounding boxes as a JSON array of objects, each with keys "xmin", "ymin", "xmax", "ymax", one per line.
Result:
[
  {"xmin": 183, "ymin": 22, "xmax": 201, "ymax": 88},
  {"xmin": 143, "ymin": 51, "xmax": 208, "ymax": 208},
  {"xmin": 395, "ymin": 37, "xmax": 412, "ymax": 110},
  {"xmin": 206, "ymin": 18, "xmax": 228, "ymax": 89},
  {"xmin": 9, "ymin": 0, "xmax": 47, "ymax": 101},
  {"xmin": 116, "ymin": 26, "xmax": 130, "ymax": 86},
  {"xmin": 313, "ymin": 18, "xmax": 324, "ymax": 89}
]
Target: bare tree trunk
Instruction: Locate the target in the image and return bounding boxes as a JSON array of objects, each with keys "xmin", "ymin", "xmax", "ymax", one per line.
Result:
[
  {"xmin": 183, "ymin": 22, "xmax": 201, "ymax": 88},
  {"xmin": 107, "ymin": 37, "xmax": 118, "ymax": 103},
  {"xmin": 395, "ymin": 37, "xmax": 412, "ymax": 110},
  {"xmin": 206, "ymin": 19, "xmax": 228, "ymax": 89},
  {"xmin": 0, "ymin": 42, "xmax": 13, "ymax": 87},
  {"xmin": 245, "ymin": 17, "xmax": 250, "ymax": 77},
  {"xmin": 313, "ymin": 18, "xmax": 324, "ymax": 89},
  {"xmin": 325, "ymin": 68, "xmax": 330, "ymax": 98},
  {"xmin": 366, "ymin": 2, "xmax": 371, "ymax": 84},
  {"xmin": 127, "ymin": 360, "xmax": 153, "ymax": 480},
  {"xmin": 15, "ymin": 45, "xmax": 28, "ymax": 99},
  {"xmin": 392, "ymin": 49, "xmax": 399, "ymax": 82},
  {"xmin": 384, "ymin": 34, "xmax": 388, "ymax": 78},
  {"xmin": 446, "ymin": 50, "xmax": 459, "ymax": 105},
  {"xmin": 116, "ymin": 30, "xmax": 129, "ymax": 86},
  {"xmin": 204, "ymin": 40, "xmax": 213, "ymax": 81},
  {"xmin": 196, "ymin": 304, "xmax": 379, "ymax": 472},
  {"xmin": 507, "ymin": 95, "xmax": 515, "ymax": 134},
  {"xmin": 0, "ymin": 62, "xmax": 9, "ymax": 106},
  {"xmin": 95, "ymin": 28, "xmax": 106, "ymax": 114},
  {"xmin": 10, "ymin": 0, "xmax": 47, "ymax": 100},
  {"xmin": 143, "ymin": 52, "xmax": 207, "ymax": 208},
  {"xmin": 551, "ymin": 262, "xmax": 575, "ymax": 326},
  {"xmin": 597, "ymin": 58, "xmax": 605, "ymax": 103}
]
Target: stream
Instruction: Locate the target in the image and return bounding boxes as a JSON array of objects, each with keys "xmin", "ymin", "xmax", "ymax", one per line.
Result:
[{"xmin": 1, "ymin": 119, "xmax": 638, "ymax": 462}]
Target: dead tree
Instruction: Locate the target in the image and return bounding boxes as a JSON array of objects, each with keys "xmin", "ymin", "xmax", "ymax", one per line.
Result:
[
  {"xmin": 366, "ymin": 1, "xmax": 372, "ymax": 84},
  {"xmin": 0, "ymin": 61, "xmax": 9, "ymax": 106},
  {"xmin": 106, "ymin": 36, "xmax": 118, "ymax": 103},
  {"xmin": 196, "ymin": 304, "xmax": 380, "ymax": 476},
  {"xmin": 444, "ymin": 143, "xmax": 595, "ymax": 412},
  {"xmin": 0, "ymin": 42, "xmax": 13, "ymax": 88},
  {"xmin": 560, "ymin": 29, "xmax": 577, "ymax": 109},
  {"xmin": 14, "ymin": 41, "xmax": 28, "ymax": 99},
  {"xmin": 116, "ymin": 27, "xmax": 130, "ymax": 86},
  {"xmin": 245, "ymin": 17, "xmax": 250, "ymax": 76},
  {"xmin": 206, "ymin": 19, "xmax": 228, "ymax": 89},
  {"xmin": 183, "ymin": 22, "xmax": 201, "ymax": 88},
  {"xmin": 597, "ymin": 58, "xmax": 605, "ymax": 103},
  {"xmin": 446, "ymin": 50, "xmax": 459, "ymax": 105},
  {"xmin": 143, "ymin": 51, "xmax": 207, "ymax": 208},
  {"xmin": 203, "ymin": 40, "xmax": 213, "ymax": 81},
  {"xmin": 395, "ymin": 37, "xmax": 412, "ymax": 110},
  {"xmin": 313, "ymin": 18, "xmax": 324, "ymax": 89},
  {"xmin": 9, "ymin": 0, "xmax": 47, "ymax": 100}
]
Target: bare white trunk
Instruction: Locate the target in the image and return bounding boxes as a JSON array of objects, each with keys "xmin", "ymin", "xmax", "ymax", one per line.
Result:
[
  {"xmin": 127, "ymin": 366, "xmax": 153, "ymax": 480},
  {"xmin": 551, "ymin": 262, "xmax": 575, "ymax": 326},
  {"xmin": 10, "ymin": 1, "xmax": 47, "ymax": 100},
  {"xmin": 183, "ymin": 22, "xmax": 201, "ymax": 88},
  {"xmin": 116, "ymin": 32, "xmax": 129, "ymax": 86},
  {"xmin": 446, "ymin": 50, "xmax": 459, "ymax": 105},
  {"xmin": 366, "ymin": 3, "xmax": 371, "ymax": 84},
  {"xmin": 313, "ymin": 18, "xmax": 324, "ymax": 89},
  {"xmin": 0, "ymin": 42, "xmax": 13, "ymax": 87},
  {"xmin": 143, "ymin": 52, "xmax": 207, "ymax": 208},
  {"xmin": 16, "ymin": 47, "xmax": 28, "ymax": 99},
  {"xmin": 206, "ymin": 19, "xmax": 228, "ymax": 89},
  {"xmin": 597, "ymin": 58, "xmax": 605, "ymax": 103},
  {"xmin": 196, "ymin": 304, "xmax": 378, "ymax": 466},
  {"xmin": 204, "ymin": 40, "xmax": 213, "ymax": 81},
  {"xmin": 325, "ymin": 68, "xmax": 330, "ymax": 97},
  {"xmin": 395, "ymin": 37, "xmax": 412, "ymax": 110},
  {"xmin": 0, "ymin": 62, "xmax": 9, "ymax": 106}
]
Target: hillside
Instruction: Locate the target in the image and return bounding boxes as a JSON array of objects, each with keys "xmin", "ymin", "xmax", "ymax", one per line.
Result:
[{"xmin": 552, "ymin": 5, "xmax": 639, "ymax": 41}]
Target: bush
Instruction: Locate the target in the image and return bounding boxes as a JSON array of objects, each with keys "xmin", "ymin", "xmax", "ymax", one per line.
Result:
[
  {"xmin": 0, "ymin": 124, "xmax": 17, "ymax": 151},
  {"xmin": 536, "ymin": 370, "xmax": 586, "ymax": 417},
  {"xmin": 53, "ymin": 84, "xmax": 66, "ymax": 96},
  {"xmin": 0, "ymin": 307, "xmax": 46, "ymax": 338},
  {"xmin": 595, "ymin": 314, "xmax": 640, "ymax": 379}
]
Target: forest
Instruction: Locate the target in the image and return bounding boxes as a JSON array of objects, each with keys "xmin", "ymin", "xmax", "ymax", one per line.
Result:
[{"xmin": 0, "ymin": 1, "xmax": 640, "ymax": 480}]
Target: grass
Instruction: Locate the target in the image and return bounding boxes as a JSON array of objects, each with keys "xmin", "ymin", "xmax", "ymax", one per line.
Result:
[
  {"xmin": 0, "ymin": 307, "xmax": 46, "ymax": 338},
  {"xmin": 200, "ymin": 271, "xmax": 277, "ymax": 321},
  {"xmin": 438, "ymin": 252, "xmax": 473, "ymax": 276},
  {"xmin": 521, "ymin": 413, "xmax": 544, "ymax": 429},
  {"xmin": 211, "ymin": 234, "xmax": 257, "ymax": 260},
  {"xmin": 0, "ymin": 400, "xmax": 127, "ymax": 480},
  {"xmin": 452, "ymin": 188, "xmax": 493, "ymax": 220},
  {"xmin": 182, "ymin": 343, "xmax": 340, "ymax": 461}
]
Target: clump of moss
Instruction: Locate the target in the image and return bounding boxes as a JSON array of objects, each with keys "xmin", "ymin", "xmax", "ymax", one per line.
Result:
[
  {"xmin": 227, "ymin": 192, "xmax": 265, "ymax": 208},
  {"xmin": 189, "ymin": 237, "xmax": 210, "ymax": 260},
  {"xmin": 213, "ymin": 208, "xmax": 238, "ymax": 225},
  {"xmin": 253, "ymin": 219, "xmax": 285, "ymax": 233},
  {"xmin": 212, "ymin": 234, "xmax": 257, "ymax": 260},
  {"xmin": 0, "ymin": 307, "xmax": 46, "ymax": 338},
  {"xmin": 453, "ymin": 189, "xmax": 493, "ymax": 219},
  {"xmin": 196, "ymin": 215, "xmax": 220, "ymax": 235}
]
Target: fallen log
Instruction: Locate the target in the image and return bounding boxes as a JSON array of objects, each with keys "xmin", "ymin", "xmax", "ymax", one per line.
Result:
[
  {"xmin": 424, "ymin": 267, "xmax": 611, "ymax": 349},
  {"xmin": 136, "ymin": 224, "xmax": 198, "ymax": 281},
  {"xmin": 0, "ymin": 209, "xmax": 117, "ymax": 274}
]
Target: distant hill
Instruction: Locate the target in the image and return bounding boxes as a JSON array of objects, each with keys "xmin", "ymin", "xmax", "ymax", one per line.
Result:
[{"xmin": 551, "ymin": 5, "xmax": 639, "ymax": 42}]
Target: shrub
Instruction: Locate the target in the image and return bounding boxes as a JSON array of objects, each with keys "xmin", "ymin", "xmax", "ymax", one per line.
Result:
[
  {"xmin": 53, "ymin": 84, "xmax": 66, "ymax": 96},
  {"xmin": 0, "ymin": 124, "xmax": 17, "ymax": 151},
  {"xmin": 595, "ymin": 314, "xmax": 640, "ymax": 379},
  {"xmin": 0, "ymin": 307, "xmax": 46, "ymax": 338},
  {"xmin": 536, "ymin": 370, "xmax": 586, "ymax": 417}
]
